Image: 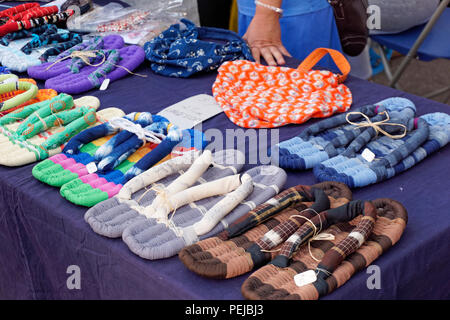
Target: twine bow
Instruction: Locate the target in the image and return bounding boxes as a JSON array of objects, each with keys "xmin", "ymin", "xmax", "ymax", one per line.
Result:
[
  {"xmin": 346, "ymin": 111, "xmax": 407, "ymax": 139},
  {"xmin": 260, "ymin": 208, "xmax": 335, "ymax": 262},
  {"xmin": 109, "ymin": 117, "xmax": 166, "ymax": 146},
  {"xmin": 45, "ymin": 50, "xmax": 106, "ymax": 70},
  {"xmin": 289, "ymin": 211, "xmax": 334, "ymax": 262}
]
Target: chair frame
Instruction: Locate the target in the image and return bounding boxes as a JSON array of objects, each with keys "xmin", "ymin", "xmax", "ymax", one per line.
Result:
[{"xmin": 372, "ymin": 0, "xmax": 450, "ymax": 103}]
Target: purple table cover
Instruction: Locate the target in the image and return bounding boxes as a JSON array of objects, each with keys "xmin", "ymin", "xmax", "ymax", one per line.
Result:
[{"xmin": 0, "ymin": 1, "xmax": 449, "ymax": 301}]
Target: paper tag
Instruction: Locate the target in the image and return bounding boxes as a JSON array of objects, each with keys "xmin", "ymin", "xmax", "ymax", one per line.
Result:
[
  {"xmin": 157, "ymin": 94, "xmax": 223, "ymax": 130},
  {"xmin": 99, "ymin": 78, "xmax": 110, "ymax": 91},
  {"xmin": 294, "ymin": 270, "xmax": 317, "ymax": 287},
  {"xmin": 86, "ymin": 162, "xmax": 98, "ymax": 174},
  {"xmin": 361, "ymin": 148, "xmax": 375, "ymax": 163}
]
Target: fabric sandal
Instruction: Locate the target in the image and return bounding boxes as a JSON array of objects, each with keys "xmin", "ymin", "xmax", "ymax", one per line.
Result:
[
  {"xmin": 121, "ymin": 164, "xmax": 287, "ymax": 260},
  {"xmin": 59, "ymin": 127, "xmax": 207, "ymax": 207},
  {"xmin": 0, "ymin": 26, "xmax": 82, "ymax": 72},
  {"xmin": 0, "ymin": 8, "xmax": 73, "ymax": 37},
  {"xmin": 178, "ymin": 181, "xmax": 352, "ymax": 279},
  {"xmin": 34, "ymin": 114, "xmax": 207, "ymax": 207},
  {"xmin": 241, "ymin": 198, "xmax": 408, "ymax": 300},
  {"xmin": 84, "ymin": 149, "xmax": 245, "ymax": 238},
  {"xmin": 0, "ymin": 93, "xmax": 124, "ymax": 166},
  {"xmin": 44, "ymin": 45, "xmax": 145, "ymax": 94},
  {"xmin": 314, "ymin": 112, "xmax": 450, "ymax": 188},
  {"xmin": 33, "ymin": 112, "xmax": 165, "ymax": 186},
  {"xmin": 273, "ymin": 97, "xmax": 416, "ymax": 170},
  {"xmin": 28, "ymin": 34, "xmax": 125, "ymax": 80}
]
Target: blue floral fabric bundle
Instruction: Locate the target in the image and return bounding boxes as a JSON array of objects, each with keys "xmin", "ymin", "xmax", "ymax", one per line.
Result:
[{"xmin": 144, "ymin": 19, "xmax": 253, "ymax": 78}]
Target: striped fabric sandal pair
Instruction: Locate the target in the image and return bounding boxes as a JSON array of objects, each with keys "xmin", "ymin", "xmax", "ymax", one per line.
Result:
[
  {"xmin": 273, "ymin": 97, "xmax": 450, "ymax": 188},
  {"xmin": 0, "ymin": 24, "xmax": 82, "ymax": 72},
  {"xmin": 84, "ymin": 149, "xmax": 287, "ymax": 260},
  {"xmin": 33, "ymin": 112, "xmax": 208, "ymax": 207},
  {"xmin": 0, "ymin": 93, "xmax": 122, "ymax": 167},
  {"xmin": 27, "ymin": 34, "xmax": 144, "ymax": 94},
  {"xmin": 179, "ymin": 182, "xmax": 408, "ymax": 300}
]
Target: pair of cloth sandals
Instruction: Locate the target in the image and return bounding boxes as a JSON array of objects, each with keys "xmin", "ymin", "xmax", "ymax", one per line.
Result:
[
  {"xmin": 0, "ymin": 93, "xmax": 123, "ymax": 167},
  {"xmin": 27, "ymin": 34, "xmax": 145, "ymax": 94},
  {"xmin": 0, "ymin": 73, "xmax": 57, "ymax": 117},
  {"xmin": 0, "ymin": 24, "xmax": 82, "ymax": 72},
  {"xmin": 273, "ymin": 97, "xmax": 450, "ymax": 188},
  {"xmin": 33, "ymin": 112, "xmax": 208, "ymax": 207},
  {"xmin": 179, "ymin": 181, "xmax": 408, "ymax": 300},
  {"xmin": 82, "ymin": 149, "xmax": 287, "ymax": 260},
  {"xmin": 0, "ymin": 3, "xmax": 73, "ymax": 37}
]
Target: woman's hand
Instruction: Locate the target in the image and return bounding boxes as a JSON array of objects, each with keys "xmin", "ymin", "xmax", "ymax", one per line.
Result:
[{"xmin": 243, "ymin": 4, "xmax": 291, "ymax": 66}]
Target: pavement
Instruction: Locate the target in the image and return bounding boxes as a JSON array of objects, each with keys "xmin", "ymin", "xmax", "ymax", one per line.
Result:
[{"xmin": 370, "ymin": 55, "xmax": 450, "ymax": 106}]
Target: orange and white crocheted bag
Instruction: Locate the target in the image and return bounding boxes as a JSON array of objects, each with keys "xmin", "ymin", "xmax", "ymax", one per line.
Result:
[{"xmin": 212, "ymin": 48, "xmax": 353, "ymax": 128}]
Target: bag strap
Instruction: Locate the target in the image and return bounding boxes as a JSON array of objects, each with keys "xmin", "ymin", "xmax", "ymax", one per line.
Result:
[{"xmin": 297, "ymin": 48, "xmax": 351, "ymax": 83}]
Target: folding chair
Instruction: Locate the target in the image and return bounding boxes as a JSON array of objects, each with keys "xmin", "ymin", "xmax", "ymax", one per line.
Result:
[{"xmin": 371, "ymin": 0, "xmax": 450, "ymax": 103}]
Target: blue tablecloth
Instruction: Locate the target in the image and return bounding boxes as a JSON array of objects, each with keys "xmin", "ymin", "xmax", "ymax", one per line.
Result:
[{"xmin": 0, "ymin": 1, "xmax": 449, "ymax": 300}]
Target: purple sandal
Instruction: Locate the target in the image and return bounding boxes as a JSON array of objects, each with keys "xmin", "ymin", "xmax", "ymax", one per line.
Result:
[
  {"xmin": 27, "ymin": 34, "xmax": 125, "ymax": 80},
  {"xmin": 44, "ymin": 45, "xmax": 145, "ymax": 94}
]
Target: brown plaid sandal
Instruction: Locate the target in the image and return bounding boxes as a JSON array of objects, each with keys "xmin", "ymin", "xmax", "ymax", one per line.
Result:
[
  {"xmin": 241, "ymin": 198, "xmax": 407, "ymax": 300},
  {"xmin": 178, "ymin": 181, "xmax": 352, "ymax": 279}
]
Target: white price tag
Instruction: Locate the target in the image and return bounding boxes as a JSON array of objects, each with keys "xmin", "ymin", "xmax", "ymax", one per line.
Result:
[
  {"xmin": 294, "ymin": 270, "xmax": 317, "ymax": 287},
  {"xmin": 86, "ymin": 162, "xmax": 98, "ymax": 174},
  {"xmin": 361, "ymin": 148, "xmax": 375, "ymax": 163},
  {"xmin": 157, "ymin": 94, "xmax": 223, "ymax": 130},
  {"xmin": 100, "ymin": 78, "xmax": 110, "ymax": 91}
]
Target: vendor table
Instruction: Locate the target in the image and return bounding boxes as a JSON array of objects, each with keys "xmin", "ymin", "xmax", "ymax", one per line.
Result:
[{"xmin": 0, "ymin": 1, "xmax": 449, "ymax": 300}]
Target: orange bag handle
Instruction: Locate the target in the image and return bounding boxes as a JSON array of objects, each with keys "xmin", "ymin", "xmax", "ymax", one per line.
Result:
[{"xmin": 297, "ymin": 48, "xmax": 351, "ymax": 83}]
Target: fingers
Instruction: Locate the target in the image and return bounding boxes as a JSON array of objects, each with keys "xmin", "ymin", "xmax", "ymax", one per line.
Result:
[
  {"xmin": 251, "ymin": 47, "xmax": 261, "ymax": 64},
  {"xmin": 269, "ymin": 46, "xmax": 286, "ymax": 65},
  {"xmin": 260, "ymin": 47, "xmax": 277, "ymax": 66}
]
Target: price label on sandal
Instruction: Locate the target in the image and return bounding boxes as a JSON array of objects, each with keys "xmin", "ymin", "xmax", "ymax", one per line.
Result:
[
  {"xmin": 86, "ymin": 162, "xmax": 98, "ymax": 174},
  {"xmin": 361, "ymin": 148, "xmax": 375, "ymax": 162},
  {"xmin": 294, "ymin": 270, "xmax": 317, "ymax": 287},
  {"xmin": 99, "ymin": 78, "xmax": 110, "ymax": 91},
  {"xmin": 157, "ymin": 94, "xmax": 223, "ymax": 130}
]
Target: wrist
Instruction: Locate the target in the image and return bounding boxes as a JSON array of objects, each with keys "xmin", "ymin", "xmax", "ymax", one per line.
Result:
[
  {"xmin": 254, "ymin": 0, "xmax": 283, "ymax": 17},
  {"xmin": 254, "ymin": 6, "xmax": 281, "ymax": 21}
]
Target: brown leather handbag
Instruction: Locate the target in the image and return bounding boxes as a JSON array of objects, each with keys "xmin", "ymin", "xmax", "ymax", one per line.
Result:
[{"xmin": 328, "ymin": 0, "xmax": 369, "ymax": 56}]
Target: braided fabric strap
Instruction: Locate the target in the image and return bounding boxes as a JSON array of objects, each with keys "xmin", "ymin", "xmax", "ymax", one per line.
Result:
[
  {"xmin": 0, "ymin": 3, "xmax": 40, "ymax": 19},
  {"xmin": 39, "ymin": 33, "xmax": 83, "ymax": 62},
  {"xmin": 0, "ymin": 24, "xmax": 57, "ymax": 46},
  {"xmin": 222, "ymin": 185, "xmax": 319, "ymax": 239},
  {"xmin": 13, "ymin": 6, "xmax": 59, "ymax": 21},
  {"xmin": 86, "ymin": 49, "xmax": 121, "ymax": 88},
  {"xmin": 58, "ymin": 36, "xmax": 104, "ymax": 69},
  {"xmin": 0, "ymin": 75, "xmax": 39, "ymax": 112},
  {"xmin": 20, "ymin": 28, "xmax": 82, "ymax": 59}
]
